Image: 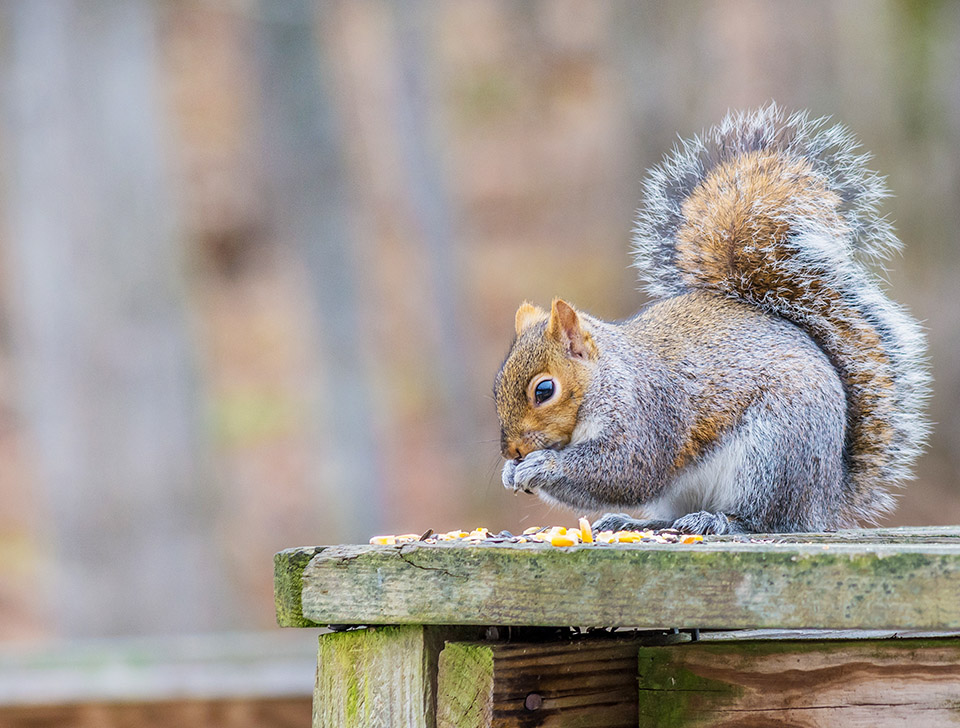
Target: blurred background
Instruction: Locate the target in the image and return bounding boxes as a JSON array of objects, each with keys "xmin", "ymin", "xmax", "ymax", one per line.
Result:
[{"xmin": 0, "ymin": 0, "xmax": 958, "ymax": 723}]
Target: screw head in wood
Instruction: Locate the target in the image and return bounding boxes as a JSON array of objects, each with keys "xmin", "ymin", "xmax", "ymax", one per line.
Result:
[{"xmin": 524, "ymin": 692, "xmax": 543, "ymax": 711}]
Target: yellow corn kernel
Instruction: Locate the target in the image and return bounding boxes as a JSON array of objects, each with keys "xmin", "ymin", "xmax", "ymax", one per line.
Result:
[
  {"xmin": 614, "ymin": 531, "xmax": 642, "ymax": 543},
  {"xmin": 549, "ymin": 533, "xmax": 577, "ymax": 547},
  {"xmin": 680, "ymin": 535, "xmax": 704, "ymax": 544},
  {"xmin": 579, "ymin": 517, "xmax": 593, "ymax": 543},
  {"xmin": 369, "ymin": 535, "xmax": 397, "ymax": 545}
]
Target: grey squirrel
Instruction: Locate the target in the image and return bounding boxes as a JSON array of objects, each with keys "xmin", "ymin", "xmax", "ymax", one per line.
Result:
[{"xmin": 494, "ymin": 104, "xmax": 930, "ymax": 535}]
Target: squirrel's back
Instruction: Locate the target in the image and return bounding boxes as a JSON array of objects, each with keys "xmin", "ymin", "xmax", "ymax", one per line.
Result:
[{"xmin": 631, "ymin": 104, "xmax": 930, "ymax": 522}]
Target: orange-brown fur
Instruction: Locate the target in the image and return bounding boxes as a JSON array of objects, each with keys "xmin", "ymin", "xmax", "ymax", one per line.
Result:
[
  {"xmin": 497, "ymin": 299, "xmax": 597, "ymax": 459},
  {"xmin": 676, "ymin": 151, "xmax": 847, "ymax": 280},
  {"xmin": 677, "ymin": 150, "xmax": 897, "ymax": 484}
]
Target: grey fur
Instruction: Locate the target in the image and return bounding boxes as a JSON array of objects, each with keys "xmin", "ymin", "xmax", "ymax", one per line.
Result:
[
  {"xmin": 498, "ymin": 105, "xmax": 930, "ymax": 534},
  {"xmin": 502, "ymin": 294, "xmax": 851, "ymax": 532},
  {"xmin": 631, "ymin": 104, "xmax": 930, "ymax": 523}
]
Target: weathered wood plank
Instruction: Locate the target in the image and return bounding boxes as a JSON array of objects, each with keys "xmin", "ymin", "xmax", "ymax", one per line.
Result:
[
  {"xmin": 635, "ymin": 638, "xmax": 960, "ymax": 727},
  {"xmin": 293, "ymin": 540, "xmax": 960, "ymax": 629},
  {"xmin": 699, "ymin": 628, "xmax": 960, "ymax": 642},
  {"xmin": 436, "ymin": 642, "xmax": 494, "ymax": 728},
  {"xmin": 714, "ymin": 525, "xmax": 960, "ymax": 544},
  {"xmin": 274, "ymin": 547, "xmax": 324, "ymax": 628},
  {"xmin": 438, "ymin": 639, "xmax": 641, "ymax": 728},
  {"xmin": 275, "ymin": 529, "xmax": 960, "ymax": 628},
  {"xmin": 314, "ymin": 625, "xmax": 482, "ymax": 728}
]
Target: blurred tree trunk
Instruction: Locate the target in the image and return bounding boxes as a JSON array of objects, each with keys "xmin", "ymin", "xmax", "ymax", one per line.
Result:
[
  {"xmin": 255, "ymin": 0, "xmax": 383, "ymax": 540},
  {"xmin": 1, "ymin": 0, "xmax": 230, "ymax": 636},
  {"xmin": 387, "ymin": 1, "xmax": 468, "ymax": 427}
]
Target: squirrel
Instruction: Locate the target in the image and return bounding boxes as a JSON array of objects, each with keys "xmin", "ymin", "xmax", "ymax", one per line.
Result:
[{"xmin": 494, "ymin": 104, "xmax": 930, "ymax": 535}]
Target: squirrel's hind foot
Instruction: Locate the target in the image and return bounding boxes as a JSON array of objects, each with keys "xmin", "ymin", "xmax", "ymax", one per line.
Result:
[
  {"xmin": 592, "ymin": 511, "xmax": 741, "ymax": 535},
  {"xmin": 670, "ymin": 511, "xmax": 741, "ymax": 535},
  {"xmin": 591, "ymin": 513, "xmax": 674, "ymax": 533}
]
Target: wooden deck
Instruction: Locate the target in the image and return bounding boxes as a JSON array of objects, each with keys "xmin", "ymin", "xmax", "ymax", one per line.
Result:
[
  {"xmin": 275, "ymin": 527, "xmax": 960, "ymax": 727},
  {"xmin": 0, "ymin": 631, "xmax": 316, "ymax": 728}
]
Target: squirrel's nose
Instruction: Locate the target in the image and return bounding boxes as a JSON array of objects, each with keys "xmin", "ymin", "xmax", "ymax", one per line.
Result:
[
  {"xmin": 503, "ymin": 441, "xmax": 534, "ymax": 460},
  {"xmin": 504, "ymin": 442, "xmax": 520, "ymax": 460}
]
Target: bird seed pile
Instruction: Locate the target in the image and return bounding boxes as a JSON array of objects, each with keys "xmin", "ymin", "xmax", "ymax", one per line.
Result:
[{"xmin": 369, "ymin": 517, "xmax": 705, "ymax": 547}]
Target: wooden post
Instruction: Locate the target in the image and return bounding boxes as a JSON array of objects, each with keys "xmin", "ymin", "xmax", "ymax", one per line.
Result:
[
  {"xmin": 276, "ymin": 531, "xmax": 960, "ymax": 726},
  {"xmin": 436, "ymin": 643, "xmax": 494, "ymax": 728},
  {"xmin": 437, "ymin": 639, "xmax": 644, "ymax": 728},
  {"xmin": 314, "ymin": 626, "xmax": 482, "ymax": 728}
]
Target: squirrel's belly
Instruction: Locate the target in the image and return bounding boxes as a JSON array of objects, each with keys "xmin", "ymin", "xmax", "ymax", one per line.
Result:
[{"xmin": 643, "ymin": 419, "xmax": 758, "ymax": 520}]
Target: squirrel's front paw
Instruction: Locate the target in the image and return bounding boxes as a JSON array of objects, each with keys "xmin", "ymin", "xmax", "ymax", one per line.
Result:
[
  {"xmin": 505, "ymin": 450, "xmax": 561, "ymax": 494},
  {"xmin": 501, "ymin": 459, "xmax": 519, "ymax": 491}
]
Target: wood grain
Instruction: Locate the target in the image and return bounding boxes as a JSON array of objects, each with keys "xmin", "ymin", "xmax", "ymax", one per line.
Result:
[
  {"xmin": 635, "ymin": 638, "xmax": 960, "ymax": 727},
  {"xmin": 314, "ymin": 625, "xmax": 482, "ymax": 728},
  {"xmin": 438, "ymin": 639, "xmax": 642, "ymax": 728},
  {"xmin": 274, "ymin": 547, "xmax": 324, "ymax": 628},
  {"xmin": 436, "ymin": 642, "xmax": 494, "ymax": 728},
  {"xmin": 712, "ymin": 525, "xmax": 960, "ymax": 544},
  {"xmin": 282, "ymin": 536, "xmax": 960, "ymax": 630}
]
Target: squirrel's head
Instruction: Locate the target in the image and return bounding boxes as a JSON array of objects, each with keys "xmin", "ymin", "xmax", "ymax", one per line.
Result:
[{"xmin": 494, "ymin": 299, "xmax": 598, "ymax": 460}]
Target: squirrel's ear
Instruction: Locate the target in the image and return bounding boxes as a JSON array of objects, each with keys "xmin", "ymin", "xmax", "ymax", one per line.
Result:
[
  {"xmin": 515, "ymin": 301, "xmax": 546, "ymax": 335},
  {"xmin": 548, "ymin": 299, "xmax": 597, "ymax": 360}
]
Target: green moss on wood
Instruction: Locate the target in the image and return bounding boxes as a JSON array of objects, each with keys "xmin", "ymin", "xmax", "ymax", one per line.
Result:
[
  {"xmin": 635, "ymin": 636, "xmax": 960, "ymax": 726},
  {"xmin": 637, "ymin": 646, "xmax": 741, "ymax": 727},
  {"xmin": 436, "ymin": 642, "xmax": 494, "ymax": 728},
  {"xmin": 274, "ymin": 547, "xmax": 324, "ymax": 627},
  {"xmin": 316, "ymin": 626, "xmax": 429, "ymax": 727},
  {"xmin": 314, "ymin": 626, "xmax": 479, "ymax": 728},
  {"xmin": 317, "ymin": 631, "xmax": 363, "ymax": 721},
  {"xmin": 295, "ymin": 541, "xmax": 960, "ymax": 630}
]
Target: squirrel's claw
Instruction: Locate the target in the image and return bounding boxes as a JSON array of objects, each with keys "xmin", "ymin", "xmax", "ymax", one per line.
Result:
[{"xmin": 505, "ymin": 449, "xmax": 560, "ymax": 494}]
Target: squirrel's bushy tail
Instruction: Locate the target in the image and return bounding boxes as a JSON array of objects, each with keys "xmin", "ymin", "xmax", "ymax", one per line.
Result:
[{"xmin": 632, "ymin": 104, "xmax": 930, "ymax": 522}]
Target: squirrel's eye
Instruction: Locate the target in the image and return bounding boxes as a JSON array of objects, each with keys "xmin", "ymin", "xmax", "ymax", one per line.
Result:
[{"xmin": 534, "ymin": 378, "xmax": 555, "ymax": 404}]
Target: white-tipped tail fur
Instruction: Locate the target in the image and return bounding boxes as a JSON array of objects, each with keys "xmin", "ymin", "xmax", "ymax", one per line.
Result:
[{"xmin": 632, "ymin": 103, "xmax": 930, "ymax": 521}]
